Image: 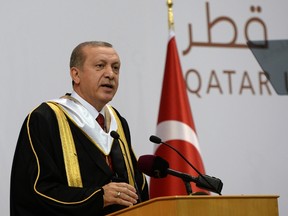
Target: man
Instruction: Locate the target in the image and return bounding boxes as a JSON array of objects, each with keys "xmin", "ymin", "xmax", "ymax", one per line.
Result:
[{"xmin": 10, "ymin": 41, "xmax": 149, "ymax": 216}]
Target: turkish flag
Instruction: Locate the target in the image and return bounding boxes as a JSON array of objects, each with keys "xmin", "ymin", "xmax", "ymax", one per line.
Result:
[{"xmin": 149, "ymin": 31, "xmax": 207, "ymax": 198}]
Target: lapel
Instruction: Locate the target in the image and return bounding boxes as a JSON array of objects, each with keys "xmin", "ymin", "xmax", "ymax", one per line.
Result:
[{"xmin": 69, "ymin": 120, "xmax": 114, "ymax": 178}]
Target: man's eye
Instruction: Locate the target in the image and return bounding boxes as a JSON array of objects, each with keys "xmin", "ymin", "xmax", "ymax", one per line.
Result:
[
  {"xmin": 96, "ymin": 64, "xmax": 104, "ymax": 69},
  {"xmin": 113, "ymin": 66, "xmax": 120, "ymax": 73}
]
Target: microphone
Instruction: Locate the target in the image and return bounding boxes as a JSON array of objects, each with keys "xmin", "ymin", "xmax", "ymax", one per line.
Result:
[
  {"xmin": 110, "ymin": 130, "xmax": 120, "ymax": 139},
  {"xmin": 149, "ymin": 135, "xmax": 223, "ymax": 195},
  {"xmin": 110, "ymin": 131, "xmax": 142, "ymax": 203},
  {"xmin": 138, "ymin": 154, "xmax": 194, "ymax": 194},
  {"xmin": 138, "ymin": 155, "xmax": 196, "ymax": 181},
  {"xmin": 138, "ymin": 155, "xmax": 223, "ymax": 194}
]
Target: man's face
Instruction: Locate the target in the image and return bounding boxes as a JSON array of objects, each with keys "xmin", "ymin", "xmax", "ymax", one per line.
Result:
[{"xmin": 71, "ymin": 45, "xmax": 120, "ymax": 111}]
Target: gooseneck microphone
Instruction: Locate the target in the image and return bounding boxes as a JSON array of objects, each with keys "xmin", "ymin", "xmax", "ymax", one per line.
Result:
[
  {"xmin": 138, "ymin": 155, "xmax": 223, "ymax": 195},
  {"xmin": 110, "ymin": 131, "xmax": 142, "ymax": 203},
  {"xmin": 138, "ymin": 154, "xmax": 195, "ymax": 194},
  {"xmin": 149, "ymin": 135, "xmax": 223, "ymax": 195}
]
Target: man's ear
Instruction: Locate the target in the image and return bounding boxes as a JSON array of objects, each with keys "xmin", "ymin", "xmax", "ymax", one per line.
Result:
[{"xmin": 70, "ymin": 67, "xmax": 80, "ymax": 84}]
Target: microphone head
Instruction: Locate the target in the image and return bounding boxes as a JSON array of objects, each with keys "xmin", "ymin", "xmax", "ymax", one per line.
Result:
[
  {"xmin": 149, "ymin": 135, "xmax": 162, "ymax": 144},
  {"xmin": 138, "ymin": 155, "xmax": 169, "ymax": 178},
  {"xmin": 110, "ymin": 130, "xmax": 120, "ymax": 139},
  {"xmin": 196, "ymin": 175, "xmax": 223, "ymax": 194}
]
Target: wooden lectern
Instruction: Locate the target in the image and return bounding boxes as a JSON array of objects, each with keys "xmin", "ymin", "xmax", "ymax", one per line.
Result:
[{"xmin": 108, "ymin": 195, "xmax": 279, "ymax": 216}]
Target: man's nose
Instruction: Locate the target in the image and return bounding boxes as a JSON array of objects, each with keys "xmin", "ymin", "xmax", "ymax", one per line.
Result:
[{"xmin": 104, "ymin": 66, "xmax": 114, "ymax": 79}]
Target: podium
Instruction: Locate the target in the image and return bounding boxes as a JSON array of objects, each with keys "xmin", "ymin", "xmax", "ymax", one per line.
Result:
[{"xmin": 108, "ymin": 195, "xmax": 279, "ymax": 216}]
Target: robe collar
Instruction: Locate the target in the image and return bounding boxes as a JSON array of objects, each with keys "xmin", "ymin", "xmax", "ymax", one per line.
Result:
[{"xmin": 49, "ymin": 93, "xmax": 117, "ymax": 155}]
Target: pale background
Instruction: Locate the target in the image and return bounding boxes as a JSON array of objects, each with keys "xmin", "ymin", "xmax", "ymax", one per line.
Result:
[{"xmin": 1, "ymin": 0, "xmax": 287, "ymax": 215}]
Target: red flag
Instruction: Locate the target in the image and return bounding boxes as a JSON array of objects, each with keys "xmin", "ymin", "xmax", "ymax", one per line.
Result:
[{"xmin": 149, "ymin": 31, "xmax": 207, "ymax": 198}]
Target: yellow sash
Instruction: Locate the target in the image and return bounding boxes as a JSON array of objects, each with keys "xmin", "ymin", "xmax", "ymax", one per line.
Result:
[
  {"xmin": 47, "ymin": 102, "xmax": 135, "ymax": 187},
  {"xmin": 47, "ymin": 102, "xmax": 83, "ymax": 188}
]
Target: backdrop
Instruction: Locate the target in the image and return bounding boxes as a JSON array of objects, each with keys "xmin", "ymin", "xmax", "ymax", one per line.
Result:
[{"xmin": 1, "ymin": 0, "xmax": 287, "ymax": 215}]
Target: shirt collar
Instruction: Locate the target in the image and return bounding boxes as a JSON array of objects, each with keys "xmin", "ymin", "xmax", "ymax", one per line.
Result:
[{"xmin": 71, "ymin": 91, "xmax": 104, "ymax": 119}]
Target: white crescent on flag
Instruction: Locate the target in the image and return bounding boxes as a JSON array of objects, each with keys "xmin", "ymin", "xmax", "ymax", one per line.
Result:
[{"xmin": 156, "ymin": 120, "xmax": 201, "ymax": 153}]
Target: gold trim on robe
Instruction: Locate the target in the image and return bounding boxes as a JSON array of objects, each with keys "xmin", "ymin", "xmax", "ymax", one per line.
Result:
[
  {"xmin": 47, "ymin": 102, "xmax": 83, "ymax": 188},
  {"xmin": 47, "ymin": 97, "xmax": 135, "ymax": 187}
]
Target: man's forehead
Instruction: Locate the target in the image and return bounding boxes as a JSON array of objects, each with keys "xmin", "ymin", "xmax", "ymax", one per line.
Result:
[{"xmin": 84, "ymin": 46, "xmax": 120, "ymax": 62}]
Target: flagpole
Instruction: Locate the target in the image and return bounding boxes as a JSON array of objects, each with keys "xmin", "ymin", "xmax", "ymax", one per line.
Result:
[
  {"xmin": 167, "ymin": 0, "xmax": 174, "ymax": 31},
  {"xmin": 150, "ymin": 0, "xmax": 210, "ymax": 198}
]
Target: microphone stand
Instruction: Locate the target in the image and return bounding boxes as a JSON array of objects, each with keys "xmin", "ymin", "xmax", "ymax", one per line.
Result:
[
  {"xmin": 184, "ymin": 181, "xmax": 193, "ymax": 195},
  {"xmin": 150, "ymin": 135, "xmax": 223, "ymax": 195},
  {"xmin": 166, "ymin": 168, "xmax": 194, "ymax": 195},
  {"xmin": 110, "ymin": 131, "xmax": 142, "ymax": 203}
]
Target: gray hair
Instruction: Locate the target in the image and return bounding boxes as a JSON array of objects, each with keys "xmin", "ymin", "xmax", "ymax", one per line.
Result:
[{"xmin": 69, "ymin": 41, "xmax": 113, "ymax": 69}]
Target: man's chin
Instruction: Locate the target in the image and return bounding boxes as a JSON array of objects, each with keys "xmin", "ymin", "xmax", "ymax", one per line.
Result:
[{"xmin": 100, "ymin": 95, "xmax": 114, "ymax": 104}]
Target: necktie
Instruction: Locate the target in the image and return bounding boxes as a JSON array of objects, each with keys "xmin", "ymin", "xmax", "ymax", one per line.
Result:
[
  {"xmin": 96, "ymin": 113, "xmax": 112, "ymax": 169},
  {"xmin": 96, "ymin": 113, "xmax": 105, "ymax": 130}
]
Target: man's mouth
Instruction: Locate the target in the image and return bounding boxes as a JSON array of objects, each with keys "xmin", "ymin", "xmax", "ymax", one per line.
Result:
[{"xmin": 101, "ymin": 83, "xmax": 113, "ymax": 89}]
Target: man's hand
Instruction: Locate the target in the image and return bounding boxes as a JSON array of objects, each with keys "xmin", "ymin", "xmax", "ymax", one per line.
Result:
[{"xmin": 102, "ymin": 182, "xmax": 138, "ymax": 207}]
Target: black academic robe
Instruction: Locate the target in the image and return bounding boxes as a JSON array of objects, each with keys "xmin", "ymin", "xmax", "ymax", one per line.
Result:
[{"xmin": 10, "ymin": 102, "xmax": 149, "ymax": 216}]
